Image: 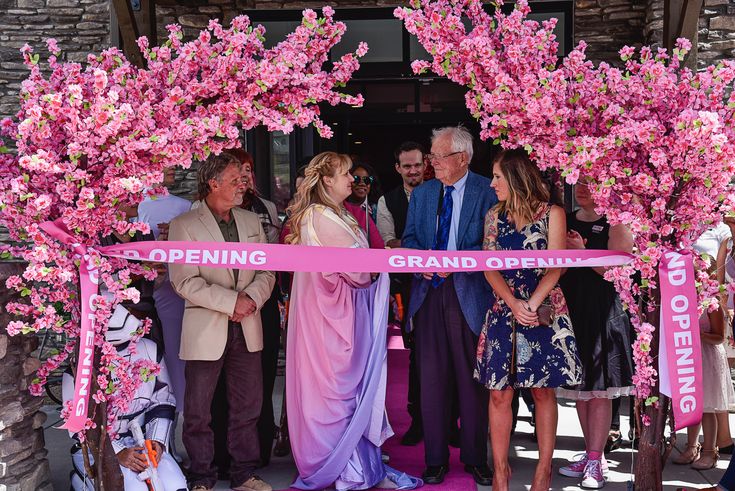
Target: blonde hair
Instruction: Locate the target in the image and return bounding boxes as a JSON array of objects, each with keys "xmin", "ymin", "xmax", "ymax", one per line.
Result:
[
  {"xmin": 285, "ymin": 152, "xmax": 355, "ymax": 244},
  {"xmin": 494, "ymin": 149, "xmax": 550, "ymax": 225}
]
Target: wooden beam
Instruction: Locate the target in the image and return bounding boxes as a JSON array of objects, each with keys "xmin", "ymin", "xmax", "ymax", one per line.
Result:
[
  {"xmin": 133, "ymin": 0, "xmax": 158, "ymax": 47},
  {"xmin": 677, "ymin": 0, "xmax": 703, "ymax": 45},
  {"xmin": 663, "ymin": 0, "xmax": 703, "ymax": 69},
  {"xmin": 111, "ymin": 0, "xmax": 145, "ymax": 68}
]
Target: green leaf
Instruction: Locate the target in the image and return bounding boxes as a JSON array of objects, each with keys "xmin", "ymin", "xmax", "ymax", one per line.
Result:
[
  {"xmin": 645, "ymin": 396, "xmax": 659, "ymax": 406},
  {"xmin": 30, "ymin": 53, "xmax": 39, "ymax": 65},
  {"xmin": 440, "ymin": 57, "xmax": 451, "ymax": 74},
  {"xmin": 20, "ymin": 288, "xmax": 31, "ymax": 297}
]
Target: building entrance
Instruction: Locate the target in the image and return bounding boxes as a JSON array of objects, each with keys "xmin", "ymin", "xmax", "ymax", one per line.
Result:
[
  {"xmin": 244, "ymin": 3, "xmax": 573, "ymax": 210},
  {"xmin": 315, "ymin": 78, "xmax": 495, "ymax": 191}
]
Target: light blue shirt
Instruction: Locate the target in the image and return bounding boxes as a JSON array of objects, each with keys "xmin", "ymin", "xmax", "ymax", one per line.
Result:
[
  {"xmin": 138, "ymin": 194, "xmax": 193, "ymax": 240},
  {"xmin": 445, "ymin": 171, "xmax": 468, "ymax": 251}
]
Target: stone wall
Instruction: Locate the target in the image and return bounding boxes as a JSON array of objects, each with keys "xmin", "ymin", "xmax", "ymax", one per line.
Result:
[
  {"xmin": 0, "ymin": 0, "xmax": 111, "ymax": 122},
  {"xmin": 157, "ymin": 0, "xmax": 650, "ymax": 66},
  {"xmin": 156, "ymin": 0, "xmax": 394, "ymax": 41},
  {"xmin": 574, "ymin": 0, "xmax": 647, "ymax": 64},
  {"xmin": 698, "ymin": 0, "xmax": 735, "ymax": 68},
  {"xmin": 0, "ymin": 262, "xmax": 52, "ymax": 491}
]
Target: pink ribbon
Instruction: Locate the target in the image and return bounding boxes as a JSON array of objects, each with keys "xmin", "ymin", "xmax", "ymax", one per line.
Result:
[
  {"xmin": 39, "ymin": 221, "xmax": 101, "ymax": 433},
  {"xmin": 658, "ymin": 250, "xmax": 703, "ymax": 430},
  {"xmin": 99, "ymin": 240, "xmax": 633, "ymax": 272},
  {"xmin": 39, "ymin": 221, "xmax": 702, "ymax": 433}
]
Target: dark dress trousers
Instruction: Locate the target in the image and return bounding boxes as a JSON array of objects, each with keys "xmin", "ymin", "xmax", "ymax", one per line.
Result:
[{"xmin": 402, "ymin": 172, "xmax": 497, "ymax": 466}]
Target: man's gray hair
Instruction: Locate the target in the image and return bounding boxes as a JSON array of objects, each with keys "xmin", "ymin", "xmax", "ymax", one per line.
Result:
[
  {"xmin": 431, "ymin": 125, "xmax": 474, "ymax": 162},
  {"xmin": 197, "ymin": 152, "xmax": 240, "ymax": 200}
]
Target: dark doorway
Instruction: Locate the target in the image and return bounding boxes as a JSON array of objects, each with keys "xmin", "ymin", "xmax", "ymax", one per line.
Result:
[
  {"xmin": 318, "ymin": 121, "xmax": 494, "ymax": 194},
  {"xmin": 315, "ymin": 79, "xmax": 497, "ymax": 193}
]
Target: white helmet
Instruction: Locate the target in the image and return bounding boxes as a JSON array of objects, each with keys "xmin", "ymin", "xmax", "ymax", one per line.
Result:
[{"xmin": 105, "ymin": 304, "xmax": 141, "ymax": 346}]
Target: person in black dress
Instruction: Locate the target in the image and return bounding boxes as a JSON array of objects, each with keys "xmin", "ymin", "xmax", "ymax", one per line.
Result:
[{"xmin": 556, "ymin": 181, "xmax": 634, "ymax": 489}]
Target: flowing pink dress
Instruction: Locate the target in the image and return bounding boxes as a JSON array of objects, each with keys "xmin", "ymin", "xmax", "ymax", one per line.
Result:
[{"xmin": 286, "ymin": 205, "xmax": 420, "ymax": 491}]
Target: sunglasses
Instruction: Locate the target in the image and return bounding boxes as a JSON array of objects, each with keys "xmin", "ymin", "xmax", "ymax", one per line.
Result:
[{"xmin": 353, "ymin": 176, "xmax": 374, "ymax": 185}]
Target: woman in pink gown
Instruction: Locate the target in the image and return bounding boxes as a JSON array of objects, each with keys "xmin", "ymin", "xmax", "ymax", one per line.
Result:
[{"xmin": 285, "ymin": 152, "xmax": 422, "ymax": 491}]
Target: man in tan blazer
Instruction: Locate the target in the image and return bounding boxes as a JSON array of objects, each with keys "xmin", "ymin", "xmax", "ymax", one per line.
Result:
[{"xmin": 169, "ymin": 153, "xmax": 275, "ymax": 491}]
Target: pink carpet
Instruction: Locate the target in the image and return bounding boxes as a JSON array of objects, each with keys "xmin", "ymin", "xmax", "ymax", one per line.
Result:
[
  {"xmin": 383, "ymin": 333, "xmax": 477, "ymax": 491},
  {"xmin": 283, "ymin": 328, "xmax": 476, "ymax": 490}
]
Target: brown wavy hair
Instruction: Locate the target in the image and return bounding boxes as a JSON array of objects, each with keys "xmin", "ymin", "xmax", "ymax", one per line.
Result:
[
  {"xmin": 197, "ymin": 153, "xmax": 240, "ymax": 201},
  {"xmin": 493, "ymin": 148, "xmax": 550, "ymax": 225},
  {"xmin": 285, "ymin": 152, "xmax": 355, "ymax": 244}
]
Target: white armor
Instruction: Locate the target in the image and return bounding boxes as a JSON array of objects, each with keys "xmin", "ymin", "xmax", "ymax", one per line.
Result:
[{"xmin": 64, "ymin": 334, "xmax": 187, "ymax": 491}]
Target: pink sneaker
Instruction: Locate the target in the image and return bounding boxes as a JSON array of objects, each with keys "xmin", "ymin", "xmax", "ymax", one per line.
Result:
[
  {"xmin": 559, "ymin": 454, "xmax": 589, "ymax": 478},
  {"xmin": 581, "ymin": 459, "xmax": 605, "ymax": 489},
  {"xmin": 559, "ymin": 454, "xmax": 609, "ymax": 478}
]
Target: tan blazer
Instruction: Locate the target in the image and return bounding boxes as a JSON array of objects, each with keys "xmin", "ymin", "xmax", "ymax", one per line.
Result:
[{"xmin": 169, "ymin": 204, "xmax": 275, "ymax": 361}]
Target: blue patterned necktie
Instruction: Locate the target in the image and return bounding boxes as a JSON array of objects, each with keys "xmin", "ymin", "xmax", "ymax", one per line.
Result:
[{"xmin": 431, "ymin": 185, "xmax": 454, "ymax": 288}]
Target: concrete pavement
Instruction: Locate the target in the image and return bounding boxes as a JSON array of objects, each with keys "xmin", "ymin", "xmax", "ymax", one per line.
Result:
[{"xmin": 42, "ymin": 375, "xmax": 727, "ymax": 490}]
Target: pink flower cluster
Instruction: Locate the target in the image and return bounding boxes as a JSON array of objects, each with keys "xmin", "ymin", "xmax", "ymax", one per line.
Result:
[
  {"xmin": 399, "ymin": 0, "xmax": 735, "ymax": 404},
  {"xmin": 0, "ymin": 8, "xmax": 366, "ymax": 434}
]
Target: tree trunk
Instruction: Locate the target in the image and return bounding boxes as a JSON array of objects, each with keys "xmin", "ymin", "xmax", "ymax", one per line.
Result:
[
  {"xmin": 633, "ymin": 277, "xmax": 672, "ymax": 490},
  {"xmin": 635, "ymin": 401, "xmax": 667, "ymax": 490},
  {"xmin": 83, "ymin": 349, "xmax": 123, "ymax": 490}
]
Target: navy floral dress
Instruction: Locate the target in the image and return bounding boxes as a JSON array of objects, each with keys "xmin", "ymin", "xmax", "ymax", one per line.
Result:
[{"xmin": 474, "ymin": 203, "xmax": 582, "ymax": 390}]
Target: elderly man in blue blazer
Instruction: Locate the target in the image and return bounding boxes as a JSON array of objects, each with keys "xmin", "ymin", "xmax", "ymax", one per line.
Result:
[{"xmin": 402, "ymin": 126, "xmax": 497, "ymax": 486}]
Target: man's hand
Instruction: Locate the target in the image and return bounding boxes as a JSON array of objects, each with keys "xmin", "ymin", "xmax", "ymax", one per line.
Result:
[
  {"xmin": 150, "ymin": 440, "xmax": 165, "ymax": 458},
  {"xmin": 422, "ymin": 272, "xmax": 451, "ymax": 281},
  {"xmin": 231, "ymin": 292, "xmax": 257, "ymax": 322},
  {"xmin": 157, "ymin": 222, "xmax": 170, "ymax": 241},
  {"xmin": 117, "ymin": 447, "xmax": 148, "ymax": 472},
  {"xmin": 386, "ymin": 239, "xmax": 401, "ymax": 249}
]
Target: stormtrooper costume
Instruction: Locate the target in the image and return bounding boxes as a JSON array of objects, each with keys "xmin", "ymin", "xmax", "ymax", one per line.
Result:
[{"xmin": 64, "ymin": 304, "xmax": 187, "ymax": 491}]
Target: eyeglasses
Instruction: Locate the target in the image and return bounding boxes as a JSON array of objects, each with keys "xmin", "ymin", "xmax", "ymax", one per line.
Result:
[
  {"xmin": 426, "ymin": 151, "xmax": 463, "ymax": 163},
  {"xmin": 353, "ymin": 175, "xmax": 374, "ymax": 186}
]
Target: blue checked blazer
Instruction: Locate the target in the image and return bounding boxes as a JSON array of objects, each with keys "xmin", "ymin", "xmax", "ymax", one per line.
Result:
[{"xmin": 402, "ymin": 171, "xmax": 497, "ymax": 336}]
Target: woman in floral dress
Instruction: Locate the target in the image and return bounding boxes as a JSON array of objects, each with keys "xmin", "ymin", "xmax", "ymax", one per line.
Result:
[{"xmin": 474, "ymin": 149, "xmax": 582, "ymax": 491}]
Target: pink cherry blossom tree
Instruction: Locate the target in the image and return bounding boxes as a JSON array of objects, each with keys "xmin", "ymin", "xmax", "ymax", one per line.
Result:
[
  {"xmin": 0, "ymin": 8, "xmax": 366, "ymax": 488},
  {"xmin": 397, "ymin": 0, "xmax": 735, "ymax": 487}
]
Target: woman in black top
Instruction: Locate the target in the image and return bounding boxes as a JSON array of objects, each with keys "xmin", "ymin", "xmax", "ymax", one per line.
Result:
[{"xmin": 556, "ymin": 181, "xmax": 634, "ymax": 489}]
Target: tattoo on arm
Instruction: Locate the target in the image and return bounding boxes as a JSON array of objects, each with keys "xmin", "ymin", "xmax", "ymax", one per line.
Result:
[{"xmin": 483, "ymin": 210, "xmax": 498, "ymax": 250}]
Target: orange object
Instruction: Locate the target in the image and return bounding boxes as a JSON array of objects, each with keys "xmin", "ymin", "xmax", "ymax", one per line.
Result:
[
  {"xmin": 144, "ymin": 440, "xmax": 159, "ymax": 468},
  {"xmin": 395, "ymin": 293, "xmax": 404, "ymax": 323}
]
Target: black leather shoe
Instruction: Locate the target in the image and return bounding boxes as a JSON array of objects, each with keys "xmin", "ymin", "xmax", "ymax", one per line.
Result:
[
  {"xmin": 422, "ymin": 465, "xmax": 448, "ymax": 484},
  {"xmin": 464, "ymin": 464, "xmax": 493, "ymax": 486},
  {"xmin": 400, "ymin": 422, "xmax": 423, "ymax": 446}
]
